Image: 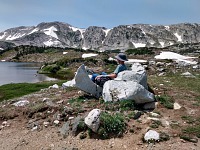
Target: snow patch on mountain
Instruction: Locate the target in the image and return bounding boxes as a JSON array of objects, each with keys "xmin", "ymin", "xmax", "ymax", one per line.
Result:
[
  {"xmin": 174, "ymin": 33, "xmax": 182, "ymax": 42},
  {"xmin": 0, "ymin": 47, "xmax": 4, "ymax": 50},
  {"xmin": 160, "ymin": 42, "xmax": 165, "ymax": 47},
  {"xmin": 43, "ymin": 26, "xmax": 58, "ymax": 39},
  {"xmin": 69, "ymin": 26, "xmax": 85, "ymax": 38},
  {"xmin": 6, "ymin": 33, "xmax": 26, "ymax": 40},
  {"xmin": 126, "ymin": 59, "xmax": 147, "ymax": 63},
  {"xmin": 0, "ymin": 32, "xmax": 7, "ymax": 40},
  {"xmin": 82, "ymin": 53, "xmax": 98, "ymax": 58},
  {"xmin": 103, "ymin": 29, "xmax": 111, "ymax": 37},
  {"xmin": 28, "ymin": 28, "xmax": 39, "ymax": 35},
  {"xmin": 132, "ymin": 42, "xmax": 146, "ymax": 48},
  {"xmin": 155, "ymin": 51, "xmax": 197, "ymax": 65},
  {"xmin": 82, "ymin": 46, "xmax": 89, "ymax": 50},
  {"xmin": 43, "ymin": 39, "xmax": 61, "ymax": 46},
  {"xmin": 165, "ymin": 26, "xmax": 170, "ymax": 31}
]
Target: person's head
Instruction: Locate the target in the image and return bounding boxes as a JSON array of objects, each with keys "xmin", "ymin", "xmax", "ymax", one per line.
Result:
[{"xmin": 115, "ymin": 53, "xmax": 128, "ymax": 64}]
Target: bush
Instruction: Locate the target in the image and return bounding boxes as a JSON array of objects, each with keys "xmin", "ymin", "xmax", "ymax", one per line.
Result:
[
  {"xmin": 98, "ymin": 112, "xmax": 126, "ymax": 139},
  {"xmin": 40, "ymin": 64, "xmax": 61, "ymax": 74},
  {"xmin": 156, "ymin": 95, "xmax": 174, "ymax": 109},
  {"xmin": 126, "ymin": 48, "xmax": 154, "ymax": 55}
]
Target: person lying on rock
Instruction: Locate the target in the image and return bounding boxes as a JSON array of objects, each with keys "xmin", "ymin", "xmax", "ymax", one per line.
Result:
[{"xmin": 91, "ymin": 53, "xmax": 128, "ymax": 87}]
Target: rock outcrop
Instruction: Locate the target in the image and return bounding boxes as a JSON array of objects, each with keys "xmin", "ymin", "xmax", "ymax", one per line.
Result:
[{"xmin": 0, "ymin": 22, "xmax": 200, "ymax": 51}]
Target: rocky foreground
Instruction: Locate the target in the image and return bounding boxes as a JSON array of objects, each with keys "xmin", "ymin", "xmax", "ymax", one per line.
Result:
[{"xmin": 0, "ymin": 51, "xmax": 200, "ymax": 150}]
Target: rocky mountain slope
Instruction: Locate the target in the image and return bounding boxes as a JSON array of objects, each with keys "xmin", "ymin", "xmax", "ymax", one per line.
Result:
[{"xmin": 0, "ymin": 22, "xmax": 200, "ymax": 51}]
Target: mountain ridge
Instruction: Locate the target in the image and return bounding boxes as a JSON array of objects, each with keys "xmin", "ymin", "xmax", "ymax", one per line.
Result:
[{"xmin": 0, "ymin": 21, "xmax": 200, "ymax": 51}]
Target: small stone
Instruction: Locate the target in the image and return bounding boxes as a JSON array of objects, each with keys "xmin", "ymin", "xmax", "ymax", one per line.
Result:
[
  {"xmin": 2, "ymin": 121, "xmax": 7, "ymax": 126},
  {"xmin": 13, "ymin": 100, "xmax": 29, "ymax": 107},
  {"xmin": 189, "ymin": 138, "xmax": 198, "ymax": 143},
  {"xmin": 43, "ymin": 121, "xmax": 50, "ymax": 127},
  {"xmin": 147, "ymin": 117, "xmax": 160, "ymax": 121},
  {"xmin": 57, "ymin": 100, "xmax": 64, "ymax": 104},
  {"xmin": 174, "ymin": 102, "xmax": 181, "ymax": 110},
  {"xmin": 31, "ymin": 126, "xmax": 38, "ymax": 131},
  {"xmin": 0, "ymin": 125, "xmax": 4, "ymax": 129},
  {"xmin": 149, "ymin": 112, "xmax": 160, "ymax": 117},
  {"xmin": 54, "ymin": 120, "xmax": 59, "ymax": 125},
  {"xmin": 42, "ymin": 98, "xmax": 48, "ymax": 102},
  {"xmin": 144, "ymin": 130, "xmax": 160, "ymax": 141},
  {"xmin": 133, "ymin": 111, "xmax": 142, "ymax": 120},
  {"xmin": 180, "ymin": 139, "xmax": 186, "ymax": 143},
  {"xmin": 69, "ymin": 117, "xmax": 74, "ymax": 120}
]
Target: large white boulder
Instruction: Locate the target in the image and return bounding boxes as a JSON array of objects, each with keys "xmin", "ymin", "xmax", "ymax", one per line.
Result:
[
  {"xmin": 102, "ymin": 80, "xmax": 155, "ymax": 104},
  {"xmin": 74, "ymin": 64, "xmax": 102, "ymax": 98},
  {"xmin": 84, "ymin": 109, "xmax": 101, "ymax": 132},
  {"xmin": 115, "ymin": 63, "xmax": 148, "ymax": 89}
]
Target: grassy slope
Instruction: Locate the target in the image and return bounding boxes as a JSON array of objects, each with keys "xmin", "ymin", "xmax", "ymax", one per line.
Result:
[{"xmin": 0, "ymin": 80, "xmax": 66, "ymax": 102}]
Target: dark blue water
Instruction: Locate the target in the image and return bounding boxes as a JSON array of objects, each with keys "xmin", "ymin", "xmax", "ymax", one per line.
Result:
[{"xmin": 0, "ymin": 62, "xmax": 57, "ymax": 85}]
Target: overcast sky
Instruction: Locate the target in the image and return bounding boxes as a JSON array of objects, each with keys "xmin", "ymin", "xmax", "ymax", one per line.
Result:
[{"xmin": 0, "ymin": 0, "xmax": 200, "ymax": 32}]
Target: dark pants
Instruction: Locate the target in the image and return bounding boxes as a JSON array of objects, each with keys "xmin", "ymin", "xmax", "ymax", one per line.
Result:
[{"xmin": 91, "ymin": 72, "xmax": 107, "ymax": 82}]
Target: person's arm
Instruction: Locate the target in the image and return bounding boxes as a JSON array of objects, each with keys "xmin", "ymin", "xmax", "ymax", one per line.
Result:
[
  {"xmin": 95, "ymin": 73, "xmax": 117, "ymax": 80},
  {"xmin": 107, "ymin": 73, "xmax": 117, "ymax": 79}
]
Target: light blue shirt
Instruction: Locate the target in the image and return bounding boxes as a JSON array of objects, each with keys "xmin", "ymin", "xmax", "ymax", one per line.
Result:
[{"xmin": 113, "ymin": 64, "xmax": 127, "ymax": 74}]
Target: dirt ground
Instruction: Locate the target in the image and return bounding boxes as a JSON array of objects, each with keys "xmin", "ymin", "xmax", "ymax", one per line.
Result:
[
  {"xmin": 0, "ymin": 83, "xmax": 199, "ymax": 150},
  {"xmin": 0, "ymin": 119, "xmax": 199, "ymax": 150}
]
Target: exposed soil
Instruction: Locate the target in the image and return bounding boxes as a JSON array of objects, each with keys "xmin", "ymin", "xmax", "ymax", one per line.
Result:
[
  {"xmin": 0, "ymin": 50, "xmax": 200, "ymax": 150},
  {"xmin": 0, "ymin": 82, "xmax": 199, "ymax": 150}
]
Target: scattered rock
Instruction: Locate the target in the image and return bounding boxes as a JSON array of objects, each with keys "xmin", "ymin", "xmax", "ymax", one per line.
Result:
[
  {"xmin": 174, "ymin": 102, "xmax": 181, "ymax": 110},
  {"xmin": 43, "ymin": 121, "xmax": 50, "ymax": 127},
  {"xmin": 49, "ymin": 84, "xmax": 59, "ymax": 89},
  {"xmin": 31, "ymin": 126, "xmax": 38, "ymax": 131},
  {"xmin": 46, "ymin": 100, "xmax": 57, "ymax": 107},
  {"xmin": 59, "ymin": 122, "xmax": 70, "ymax": 138},
  {"xmin": 13, "ymin": 100, "xmax": 29, "ymax": 107},
  {"xmin": 147, "ymin": 117, "xmax": 160, "ymax": 121},
  {"xmin": 181, "ymin": 72, "xmax": 195, "ymax": 78},
  {"xmin": 160, "ymin": 119, "xmax": 170, "ymax": 127},
  {"xmin": 84, "ymin": 109, "xmax": 101, "ymax": 132},
  {"xmin": 71, "ymin": 116, "xmax": 81, "ymax": 136},
  {"xmin": 149, "ymin": 112, "xmax": 160, "ymax": 118},
  {"xmin": 133, "ymin": 111, "xmax": 142, "ymax": 120},
  {"xmin": 144, "ymin": 130, "xmax": 160, "ymax": 142},
  {"xmin": 54, "ymin": 120, "xmax": 60, "ymax": 125}
]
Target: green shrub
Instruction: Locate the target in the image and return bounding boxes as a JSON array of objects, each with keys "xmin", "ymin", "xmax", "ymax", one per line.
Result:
[
  {"xmin": 150, "ymin": 120, "xmax": 162, "ymax": 128},
  {"xmin": 98, "ymin": 112, "xmax": 126, "ymax": 139},
  {"xmin": 126, "ymin": 48, "xmax": 154, "ymax": 55},
  {"xmin": 182, "ymin": 125, "xmax": 200, "ymax": 138},
  {"xmin": 156, "ymin": 95, "xmax": 174, "ymax": 109},
  {"xmin": 119, "ymin": 100, "xmax": 135, "ymax": 111},
  {"xmin": 40, "ymin": 64, "xmax": 61, "ymax": 74},
  {"xmin": 181, "ymin": 116, "xmax": 196, "ymax": 124}
]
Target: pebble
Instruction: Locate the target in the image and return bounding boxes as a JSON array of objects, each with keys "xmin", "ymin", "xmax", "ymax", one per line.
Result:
[
  {"xmin": 54, "ymin": 120, "xmax": 59, "ymax": 125},
  {"xmin": 69, "ymin": 117, "xmax": 74, "ymax": 120},
  {"xmin": 56, "ymin": 100, "xmax": 64, "ymax": 104},
  {"xmin": 42, "ymin": 98, "xmax": 49, "ymax": 102},
  {"xmin": 149, "ymin": 112, "xmax": 160, "ymax": 117},
  {"xmin": 31, "ymin": 126, "xmax": 38, "ymax": 131},
  {"xmin": 180, "ymin": 139, "xmax": 186, "ymax": 143},
  {"xmin": 43, "ymin": 121, "xmax": 50, "ymax": 127},
  {"xmin": 2, "ymin": 121, "xmax": 8, "ymax": 126}
]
